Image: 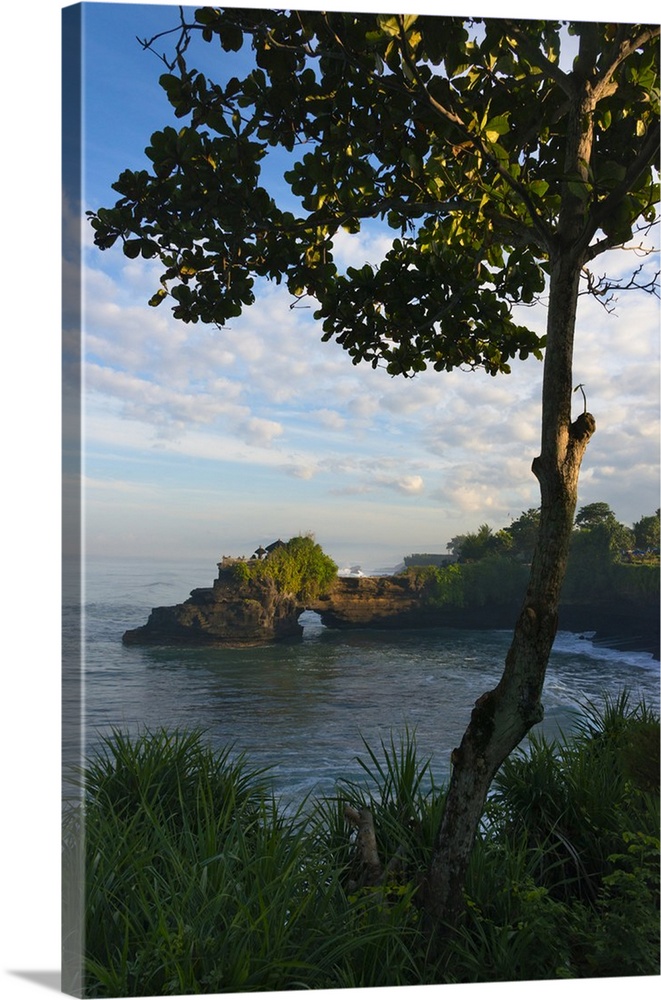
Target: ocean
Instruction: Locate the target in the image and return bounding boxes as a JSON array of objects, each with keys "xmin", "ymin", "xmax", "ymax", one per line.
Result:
[{"xmin": 65, "ymin": 555, "xmax": 660, "ymax": 805}]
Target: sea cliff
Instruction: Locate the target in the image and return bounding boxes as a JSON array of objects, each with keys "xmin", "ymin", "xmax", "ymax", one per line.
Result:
[
  {"xmin": 122, "ymin": 567, "xmax": 659, "ymax": 656},
  {"xmin": 123, "ymin": 571, "xmax": 304, "ymax": 646}
]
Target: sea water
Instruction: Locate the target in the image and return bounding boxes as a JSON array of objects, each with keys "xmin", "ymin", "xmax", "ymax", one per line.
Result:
[{"xmin": 64, "ymin": 555, "xmax": 660, "ymax": 804}]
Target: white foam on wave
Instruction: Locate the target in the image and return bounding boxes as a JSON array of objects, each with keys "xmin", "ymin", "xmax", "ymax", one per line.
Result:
[{"xmin": 552, "ymin": 630, "xmax": 659, "ymax": 673}]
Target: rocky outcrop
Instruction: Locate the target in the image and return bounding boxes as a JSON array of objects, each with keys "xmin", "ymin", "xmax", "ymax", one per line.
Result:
[
  {"xmin": 313, "ymin": 575, "xmax": 447, "ymax": 629},
  {"xmin": 122, "ymin": 571, "xmax": 304, "ymax": 647},
  {"xmin": 122, "ymin": 569, "xmax": 528, "ymax": 646},
  {"xmin": 121, "ymin": 572, "xmax": 444, "ymax": 646},
  {"xmin": 122, "ymin": 568, "xmax": 660, "ymax": 657},
  {"xmin": 314, "ymin": 575, "xmax": 563, "ymax": 631}
]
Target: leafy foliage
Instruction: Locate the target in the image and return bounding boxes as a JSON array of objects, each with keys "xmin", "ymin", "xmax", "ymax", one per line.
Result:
[
  {"xmin": 455, "ymin": 523, "xmax": 514, "ymax": 562},
  {"xmin": 405, "ymin": 561, "xmax": 467, "ymax": 607},
  {"xmin": 405, "ymin": 557, "xmax": 529, "ymax": 610},
  {"xmin": 322, "ymin": 727, "xmax": 447, "ymax": 886},
  {"xmin": 563, "ymin": 504, "xmax": 657, "ymax": 599},
  {"xmin": 67, "ymin": 694, "xmax": 659, "ymax": 993},
  {"xmin": 231, "ymin": 534, "xmax": 337, "ymax": 602},
  {"xmin": 439, "ymin": 501, "xmax": 658, "ymax": 577},
  {"xmin": 609, "ymin": 561, "xmax": 661, "ymax": 603},
  {"xmin": 69, "ymin": 727, "xmax": 433, "ymax": 996},
  {"xmin": 505, "ymin": 508, "xmax": 541, "ymax": 562},
  {"xmin": 450, "ymin": 693, "xmax": 660, "ymax": 981},
  {"xmin": 406, "ymin": 501, "xmax": 660, "ymax": 612},
  {"xmin": 574, "ymin": 501, "xmax": 619, "ymax": 529},
  {"xmin": 88, "ymin": 11, "xmax": 659, "ymax": 378},
  {"xmin": 633, "ymin": 508, "xmax": 660, "ymax": 550}
]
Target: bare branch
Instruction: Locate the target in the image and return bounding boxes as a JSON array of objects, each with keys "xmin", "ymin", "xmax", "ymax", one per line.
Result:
[
  {"xmin": 344, "ymin": 805, "xmax": 384, "ymax": 888},
  {"xmin": 573, "ymin": 383, "xmax": 588, "ymax": 414},
  {"xmin": 579, "ymin": 261, "xmax": 660, "ymax": 311},
  {"xmin": 136, "ymin": 5, "xmax": 189, "ymax": 71}
]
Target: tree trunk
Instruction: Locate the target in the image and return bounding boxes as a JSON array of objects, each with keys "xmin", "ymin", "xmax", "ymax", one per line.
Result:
[{"xmin": 423, "ymin": 249, "xmax": 596, "ymax": 932}]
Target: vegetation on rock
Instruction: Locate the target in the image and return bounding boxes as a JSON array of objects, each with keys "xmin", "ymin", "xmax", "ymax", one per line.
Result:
[{"xmin": 231, "ymin": 534, "xmax": 338, "ymax": 602}]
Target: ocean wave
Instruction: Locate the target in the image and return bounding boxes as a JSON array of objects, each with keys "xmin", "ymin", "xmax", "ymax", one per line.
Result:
[{"xmin": 552, "ymin": 630, "xmax": 659, "ymax": 673}]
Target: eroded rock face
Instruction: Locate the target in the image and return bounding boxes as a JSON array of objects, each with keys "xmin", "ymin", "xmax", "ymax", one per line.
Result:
[
  {"xmin": 313, "ymin": 576, "xmax": 440, "ymax": 629},
  {"xmin": 122, "ymin": 572, "xmax": 304, "ymax": 647},
  {"xmin": 121, "ymin": 572, "xmax": 440, "ymax": 647}
]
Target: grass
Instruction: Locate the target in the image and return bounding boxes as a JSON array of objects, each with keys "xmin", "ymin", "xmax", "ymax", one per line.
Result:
[{"xmin": 64, "ymin": 693, "xmax": 660, "ymax": 995}]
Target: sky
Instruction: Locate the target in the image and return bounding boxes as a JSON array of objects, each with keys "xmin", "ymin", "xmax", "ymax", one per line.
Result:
[{"xmin": 73, "ymin": 0, "xmax": 660, "ymax": 573}]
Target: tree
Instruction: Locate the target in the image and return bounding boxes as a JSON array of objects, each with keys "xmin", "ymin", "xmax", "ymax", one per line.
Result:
[
  {"xmin": 574, "ymin": 502, "xmax": 635, "ymax": 557},
  {"xmin": 506, "ymin": 507, "xmax": 541, "ymax": 562},
  {"xmin": 632, "ymin": 508, "xmax": 660, "ymax": 550},
  {"xmin": 446, "ymin": 534, "xmax": 466, "ymax": 557},
  {"xmin": 575, "ymin": 500, "xmax": 618, "ymax": 528},
  {"xmin": 457, "ymin": 523, "xmax": 513, "ymax": 561},
  {"xmin": 89, "ymin": 9, "xmax": 660, "ymax": 934},
  {"xmin": 568, "ymin": 514, "xmax": 630, "ymax": 596}
]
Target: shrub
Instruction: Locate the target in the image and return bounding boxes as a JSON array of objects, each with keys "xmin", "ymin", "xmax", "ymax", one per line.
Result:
[
  {"xmin": 67, "ymin": 694, "xmax": 659, "ymax": 994},
  {"xmin": 232, "ymin": 534, "xmax": 337, "ymax": 602},
  {"xmin": 72, "ymin": 727, "xmax": 435, "ymax": 996},
  {"xmin": 450, "ymin": 692, "xmax": 660, "ymax": 981},
  {"xmin": 405, "ymin": 557, "xmax": 528, "ymax": 609}
]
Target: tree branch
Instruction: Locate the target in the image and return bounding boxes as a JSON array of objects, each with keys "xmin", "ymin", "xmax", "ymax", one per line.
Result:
[
  {"xmin": 395, "ymin": 16, "xmax": 554, "ymax": 254},
  {"xmin": 136, "ymin": 5, "xmax": 190, "ymax": 71},
  {"xmin": 591, "ymin": 25, "xmax": 661, "ymax": 102},
  {"xmin": 579, "ymin": 261, "xmax": 660, "ymax": 310},
  {"xmin": 502, "ymin": 20, "xmax": 576, "ymax": 99}
]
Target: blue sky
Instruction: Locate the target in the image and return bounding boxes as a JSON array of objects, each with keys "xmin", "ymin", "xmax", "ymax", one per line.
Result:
[{"xmin": 74, "ymin": 0, "xmax": 660, "ymax": 571}]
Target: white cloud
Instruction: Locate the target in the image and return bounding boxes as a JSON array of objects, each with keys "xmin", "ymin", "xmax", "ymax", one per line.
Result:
[
  {"xmin": 378, "ymin": 382, "xmax": 443, "ymax": 415},
  {"xmin": 282, "ymin": 463, "xmax": 318, "ymax": 480},
  {"xmin": 330, "ymin": 226, "xmax": 395, "ymax": 270},
  {"xmin": 313, "ymin": 408, "xmax": 347, "ymax": 431},
  {"xmin": 386, "ymin": 474, "xmax": 425, "ymax": 495},
  {"xmin": 85, "ymin": 362, "xmax": 247, "ymax": 433},
  {"xmin": 81, "ymin": 217, "xmax": 659, "ymax": 563},
  {"xmin": 236, "ymin": 416, "xmax": 284, "ymax": 448}
]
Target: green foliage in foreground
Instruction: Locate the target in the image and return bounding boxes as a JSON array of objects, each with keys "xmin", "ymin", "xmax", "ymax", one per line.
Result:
[
  {"xmin": 231, "ymin": 534, "xmax": 338, "ymax": 602},
  {"xmin": 65, "ymin": 694, "xmax": 659, "ymax": 996}
]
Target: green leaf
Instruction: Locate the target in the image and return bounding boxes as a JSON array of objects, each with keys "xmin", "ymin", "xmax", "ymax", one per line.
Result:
[
  {"xmin": 148, "ymin": 288, "xmax": 167, "ymax": 307},
  {"xmin": 123, "ymin": 239, "xmax": 142, "ymax": 259},
  {"xmin": 376, "ymin": 15, "xmax": 401, "ymax": 38},
  {"xmin": 483, "ymin": 115, "xmax": 510, "ymax": 143},
  {"xmin": 90, "ymin": 12, "xmax": 658, "ymax": 382},
  {"xmin": 567, "ymin": 179, "xmax": 589, "ymax": 202},
  {"xmin": 529, "ymin": 179, "xmax": 550, "ymax": 198}
]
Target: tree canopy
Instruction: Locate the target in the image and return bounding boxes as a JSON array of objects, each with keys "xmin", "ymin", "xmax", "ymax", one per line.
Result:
[
  {"xmin": 575, "ymin": 501, "xmax": 619, "ymax": 528},
  {"xmin": 89, "ymin": 10, "xmax": 659, "ymax": 379},
  {"xmin": 633, "ymin": 508, "xmax": 660, "ymax": 549},
  {"xmin": 444, "ymin": 501, "xmax": 656, "ymax": 565}
]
